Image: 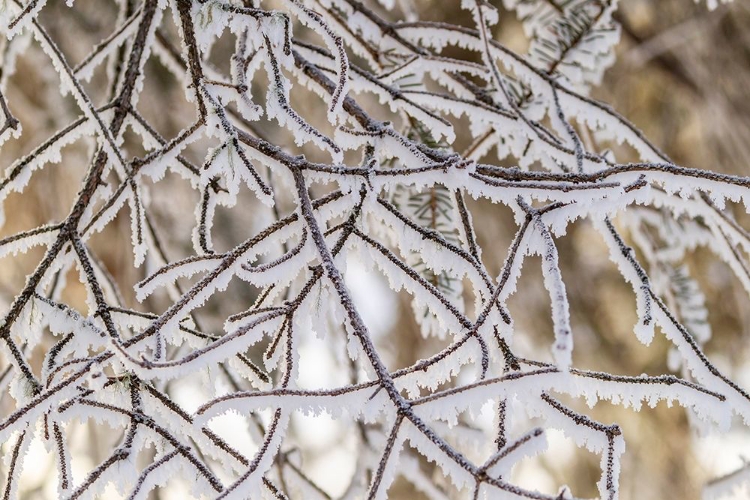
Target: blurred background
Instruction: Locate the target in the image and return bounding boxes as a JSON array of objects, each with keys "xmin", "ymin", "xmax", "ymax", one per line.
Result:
[{"xmin": 1, "ymin": 0, "xmax": 750, "ymax": 498}]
